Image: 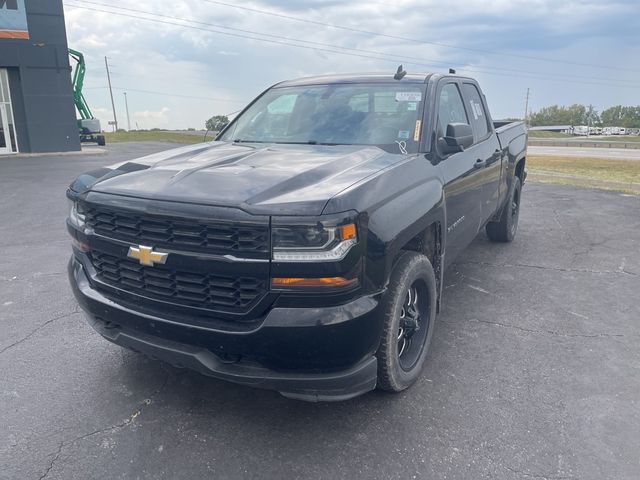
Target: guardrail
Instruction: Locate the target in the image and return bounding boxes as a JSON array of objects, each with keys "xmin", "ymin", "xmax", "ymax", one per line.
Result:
[{"xmin": 528, "ymin": 139, "xmax": 640, "ymax": 149}]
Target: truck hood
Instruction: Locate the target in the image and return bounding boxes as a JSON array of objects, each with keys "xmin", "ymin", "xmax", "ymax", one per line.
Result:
[{"xmin": 76, "ymin": 142, "xmax": 403, "ymax": 215}]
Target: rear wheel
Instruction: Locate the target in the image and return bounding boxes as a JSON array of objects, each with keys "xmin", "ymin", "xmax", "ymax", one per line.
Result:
[
  {"xmin": 486, "ymin": 176, "xmax": 521, "ymax": 242},
  {"xmin": 97, "ymin": 135, "xmax": 106, "ymax": 146},
  {"xmin": 376, "ymin": 252, "xmax": 437, "ymax": 392}
]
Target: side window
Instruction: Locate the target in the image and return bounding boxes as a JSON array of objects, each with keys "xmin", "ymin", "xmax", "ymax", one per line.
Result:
[
  {"xmin": 437, "ymin": 83, "xmax": 468, "ymax": 137},
  {"xmin": 462, "ymin": 83, "xmax": 490, "ymax": 141}
]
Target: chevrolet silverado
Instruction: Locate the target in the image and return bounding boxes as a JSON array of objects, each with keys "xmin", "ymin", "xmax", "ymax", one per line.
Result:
[{"xmin": 67, "ymin": 72, "xmax": 527, "ymax": 401}]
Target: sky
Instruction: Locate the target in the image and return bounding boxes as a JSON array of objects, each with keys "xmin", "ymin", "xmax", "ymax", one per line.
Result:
[{"xmin": 62, "ymin": 0, "xmax": 640, "ymax": 130}]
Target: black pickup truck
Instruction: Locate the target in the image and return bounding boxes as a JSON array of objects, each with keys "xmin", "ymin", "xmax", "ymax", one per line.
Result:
[{"xmin": 67, "ymin": 72, "xmax": 527, "ymax": 401}]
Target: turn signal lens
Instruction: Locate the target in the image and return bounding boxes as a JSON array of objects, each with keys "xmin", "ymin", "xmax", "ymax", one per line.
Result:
[
  {"xmin": 71, "ymin": 237, "xmax": 90, "ymax": 253},
  {"xmin": 338, "ymin": 223, "xmax": 357, "ymax": 241},
  {"xmin": 271, "ymin": 276, "xmax": 359, "ymax": 289}
]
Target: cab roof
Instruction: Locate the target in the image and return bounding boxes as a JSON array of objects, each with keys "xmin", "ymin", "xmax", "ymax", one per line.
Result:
[
  {"xmin": 275, "ymin": 73, "xmax": 435, "ymax": 87},
  {"xmin": 273, "ymin": 72, "xmax": 478, "ymax": 88}
]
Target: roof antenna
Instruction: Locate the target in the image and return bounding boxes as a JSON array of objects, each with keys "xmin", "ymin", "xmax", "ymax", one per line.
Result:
[
  {"xmin": 448, "ymin": 68, "xmax": 456, "ymax": 74},
  {"xmin": 394, "ymin": 65, "xmax": 407, "ymax": 80}
]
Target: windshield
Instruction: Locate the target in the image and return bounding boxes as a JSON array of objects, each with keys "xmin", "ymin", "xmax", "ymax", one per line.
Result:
[{"xmin": 220, "ymin": 83, "xmax": 426, "ymax": 154}]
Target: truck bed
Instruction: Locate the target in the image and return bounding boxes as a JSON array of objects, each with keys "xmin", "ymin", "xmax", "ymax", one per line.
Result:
[{"xmin": 495, "ymin": 121, "xmax": 527, "ymax": 153}]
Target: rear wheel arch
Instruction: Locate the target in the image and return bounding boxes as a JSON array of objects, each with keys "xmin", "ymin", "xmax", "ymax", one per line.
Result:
[{"xmin": 515, "ymin": 157, "xmax": 526, "ymax": 182}]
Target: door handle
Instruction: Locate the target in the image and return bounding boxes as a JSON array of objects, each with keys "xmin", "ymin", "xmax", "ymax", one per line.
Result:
[{"xmin": 474, "ymin": 159, "xmax": 486, "ymax": 169}]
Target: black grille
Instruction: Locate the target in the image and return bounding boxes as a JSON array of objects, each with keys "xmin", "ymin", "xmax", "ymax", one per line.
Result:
[
  {"xmin": 84, "ymin": 206, "xmax": 269, "ymax": 255},
  {"xmin": 90, "ymin": 250, "xmax": 267, "ymax": 312}
]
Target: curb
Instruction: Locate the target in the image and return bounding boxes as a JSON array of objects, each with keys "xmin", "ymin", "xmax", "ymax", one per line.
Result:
[{"xmin": 3, "ymin": 147, "xmax": 108, "ymax": 159}]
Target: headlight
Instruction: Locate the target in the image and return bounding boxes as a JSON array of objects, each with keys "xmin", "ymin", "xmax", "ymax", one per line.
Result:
[
  {"xmin": 68, "ymin": 199, "xmax": 86, "ymax": 229},
  {"xmin": 272, "ymin": 221, "xmax": 358, "ymax": 262}
]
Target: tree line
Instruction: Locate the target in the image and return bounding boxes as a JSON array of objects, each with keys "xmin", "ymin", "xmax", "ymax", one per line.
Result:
[{"xmin": 529, "ymin": 104, "xmax": 640, "ymax": 128}]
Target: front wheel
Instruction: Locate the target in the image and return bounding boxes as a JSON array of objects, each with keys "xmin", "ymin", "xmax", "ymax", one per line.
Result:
[
  {"xmin": 376, "ymin": 251, "xmax": 437, "ymax": 392},
  {"xmin": 486, "ymin": 176, "xmax": 521, "ymax": 242}
]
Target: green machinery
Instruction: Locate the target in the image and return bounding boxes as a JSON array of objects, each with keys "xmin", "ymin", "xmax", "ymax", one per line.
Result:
[{"xmin": 69, "ymin": 48, "xmax": 106, "ymax": 146}]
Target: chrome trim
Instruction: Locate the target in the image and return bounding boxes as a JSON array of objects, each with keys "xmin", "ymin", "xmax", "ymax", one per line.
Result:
[
  {"xmin": 223, "ymin": 254, "xmax": 269, "ymax": 263},
  {"xmin": 90, "ymin": 232, "xmax": 269, "ymax": 263}
]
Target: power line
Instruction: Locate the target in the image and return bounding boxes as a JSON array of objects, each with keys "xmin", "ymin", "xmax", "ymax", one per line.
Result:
[
  {"xmin": 67, "ymin": 0, "xmax": 640, "ymax": 87},
  {"xmin": 83, "ymin": 85, "xmax": 246, "ymax": 103},
  {"xmin": 64, "ymin": 2, "xmax": 640, "ymax": 89},
  {"xmin": 200, "ymin": 0, "xmax": 640, "ymax": 74}
]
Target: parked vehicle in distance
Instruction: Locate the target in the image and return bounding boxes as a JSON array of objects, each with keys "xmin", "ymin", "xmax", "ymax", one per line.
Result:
[
  {"xmin": 573, "ymin": 125, "xmax": 590, "ymax": 136},
  {"xmin": 67, "ymin": 71, "xmax": 527, "ymax": 401}
]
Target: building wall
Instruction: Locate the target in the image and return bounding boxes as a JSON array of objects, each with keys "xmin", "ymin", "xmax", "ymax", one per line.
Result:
[{"xmin": 0, "ymin": 0, "xmax": 80, "ymax": 152}]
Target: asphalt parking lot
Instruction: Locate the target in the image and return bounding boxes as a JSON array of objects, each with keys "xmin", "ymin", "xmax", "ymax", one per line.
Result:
[{"xmin": 1, "ymin": 142, "xmax": 639, "ymax": 480}]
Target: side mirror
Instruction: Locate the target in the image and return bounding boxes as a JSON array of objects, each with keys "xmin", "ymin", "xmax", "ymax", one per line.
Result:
[{"xmin": 442, "ymin": 123, "xmax": 474, "ymax": 153}]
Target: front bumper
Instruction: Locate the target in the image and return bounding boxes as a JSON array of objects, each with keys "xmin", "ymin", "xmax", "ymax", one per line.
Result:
[{"xmin": 69, "ymin": 257, "xmax": 381, "ymax": 401}]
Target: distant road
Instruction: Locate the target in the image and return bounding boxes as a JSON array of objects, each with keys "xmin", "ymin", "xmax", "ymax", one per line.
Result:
[{"xmin": 528, "ymin": 145, "xmax": 640, "ymax": 161}]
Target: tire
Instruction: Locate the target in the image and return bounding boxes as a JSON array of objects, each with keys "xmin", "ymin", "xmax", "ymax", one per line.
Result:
[
  {"xmin": 376, "ymin": 251, "xmax": 437, "ymax": 392},
  {"xmin": 486, "ymin": 176, "xmax": 521, "ymax": 242},
  {"xmin": 97, "ymin": 135, "xmax": 106, "ymax": 146}
]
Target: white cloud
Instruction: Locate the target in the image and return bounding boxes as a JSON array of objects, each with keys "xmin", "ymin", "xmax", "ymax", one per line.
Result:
[
  {"xmin": 63, "ymin": 0, "xmax": 640, "ymax": 128},
  {"xmin": 132, "ymin": 107, "xmax": 171, "ymax": 129}
]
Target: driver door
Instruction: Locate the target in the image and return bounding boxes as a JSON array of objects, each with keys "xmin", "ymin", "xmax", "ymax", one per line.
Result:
[{"xmin": 436, "ymin": 81, "xmax": 484, "ymax": 268}]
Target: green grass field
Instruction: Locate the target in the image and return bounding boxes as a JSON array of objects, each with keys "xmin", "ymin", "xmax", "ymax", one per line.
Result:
[
  {"xmin": 528, "ymin": 131, "xmax": 574, "ymax": 138},
  {"xmin": 103, "ymin": 131, "xmax": 207, "ymax": 144},
  {"xmin": 527, "ymin": 155, "xmax": 640, "ymax": 194}
]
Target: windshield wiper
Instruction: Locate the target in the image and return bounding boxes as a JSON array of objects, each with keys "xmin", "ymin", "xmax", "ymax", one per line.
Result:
[
  {"xmin": 272, "ymin": 141, "xmax": 346, "ymax": 146},
  {"xmin": 233, "ymin": 139, "xmax": 345, "ymax": 146},
  {"xmin": 233, "ymin": 139, "xmax": 274, "ymax": 143}
]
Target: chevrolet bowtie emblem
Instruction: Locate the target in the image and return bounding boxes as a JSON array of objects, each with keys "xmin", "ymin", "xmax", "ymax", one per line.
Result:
[{"xmin": 127, "ymin": 245, "xmax": 168, "ymax": 266}]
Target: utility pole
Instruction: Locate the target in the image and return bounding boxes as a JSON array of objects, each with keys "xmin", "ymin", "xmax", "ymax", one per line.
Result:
[
  {"xmin": 104, "ymin": 56, "xmax": 118, "ymax": 132},
  {"xmin": 524, "ymin": 88, "xmax": 530, "ymax": 127},
  {"xmin": 123, "ymin": 92, "xmax": 131, "ymax": 131}
]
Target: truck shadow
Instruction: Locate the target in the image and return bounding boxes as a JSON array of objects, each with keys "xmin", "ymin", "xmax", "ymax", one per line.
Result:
[{"xmin": 107, "ymin": 262, "xmax": 473, "ymax": 435}]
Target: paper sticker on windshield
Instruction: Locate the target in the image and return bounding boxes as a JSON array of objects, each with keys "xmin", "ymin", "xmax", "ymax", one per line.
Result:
[
  {"xmin": 407, "ymin": 102, "xmax": 418, "ymax": 111},
  {"xmin": 470, "ymin": 100, "xmax": 483, "ymax": 120},
  {"xmin": 396, "ymin": 92, "xmax": 422, "ymax": 102},
  {"xmin": 397, "ymin": 130, "xmax": 410, "ymax": 139},
  {"xmin": 414, "ymin": 120, "xmax": 422, "ymax": 141}
]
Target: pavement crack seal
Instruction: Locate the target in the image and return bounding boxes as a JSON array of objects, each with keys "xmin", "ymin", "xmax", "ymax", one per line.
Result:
[
  {"xmin": 503, "ymin": 464, "xmax": 576, "ymax": 480},
  {"xmin": 465, "ymin": 283, "xmax": 502, "ymax": 298},
  {"xmin": 456, "ymin": 260, "xmax": 637, "ymax": 276},
  {"xmin": 37, "ymin": 442, "xmax": 64, "ymax": 480},
  {"xmin": 0, "ymin": 306, "xmax": 81, "ymax": 355},
  {"xmin": 467, "ymin": 318, "xmax": 628, "ymax": 339},
  {"xmin": 37, "ymin": 369, "xmax": 171, "ymax": 479}
]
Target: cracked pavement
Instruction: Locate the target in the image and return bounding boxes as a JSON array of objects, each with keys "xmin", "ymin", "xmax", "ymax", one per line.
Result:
[{"xmin": 1, "ymin": 142, "xmax": 639, "ymax": 479}]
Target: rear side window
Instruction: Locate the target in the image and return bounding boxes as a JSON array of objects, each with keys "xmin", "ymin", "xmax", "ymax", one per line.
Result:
[
  {"xmin": 437, "ymin": 83, "xmax": 468, "ymax": 137},
  {"xmin": 462, "ymin": 83, "xmax": 490, "ymax": 140}
]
